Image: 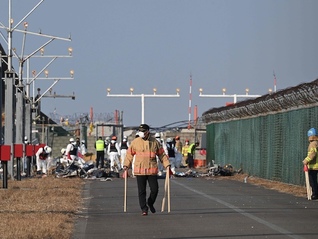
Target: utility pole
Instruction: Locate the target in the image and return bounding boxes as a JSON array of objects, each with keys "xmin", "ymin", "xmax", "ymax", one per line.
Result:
[
  {"xmin": 107, "ymin": 87, "xmax": 180, "ymax": 124},
  {"xmin": 3, "ymin": 0, "xmax": 15, "ymax": 177},
  {"xmin": 0, "ymin": 50, "xmax": 2, "ymax": 140}
]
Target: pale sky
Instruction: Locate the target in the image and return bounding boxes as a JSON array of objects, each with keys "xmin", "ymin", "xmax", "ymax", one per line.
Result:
[{"xmin": 1, "ymin": 0, "xmax": 318, "ymax": 127}]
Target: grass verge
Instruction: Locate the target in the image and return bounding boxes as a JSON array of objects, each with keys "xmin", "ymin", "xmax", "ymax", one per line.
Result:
[{"xmin": 0, "ymin": 176, "xmax": 83, "ymax": 239}]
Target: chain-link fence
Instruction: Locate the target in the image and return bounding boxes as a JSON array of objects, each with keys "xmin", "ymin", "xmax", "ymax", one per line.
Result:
[{"xmin": 203, "ymin": 79, "xmax": 318, "ymax": 186}]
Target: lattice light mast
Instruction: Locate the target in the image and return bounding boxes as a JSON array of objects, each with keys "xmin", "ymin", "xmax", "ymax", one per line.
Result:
[{"xmin": 188, "ymin": 74, "xmax": 192, "ymax": 129}]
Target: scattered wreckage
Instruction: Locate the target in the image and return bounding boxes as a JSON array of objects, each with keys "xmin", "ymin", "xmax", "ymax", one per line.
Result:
[
  {"xmin": 50, "ymin": 157, "xmax": 121, "ymax": 179},
  {"xmin": 174, "ymin": 163, "xmax": 239, "ymax": 178},
  {"xmin": 49, "ymin": 156, "xmax": 240, "ymax": 180}
]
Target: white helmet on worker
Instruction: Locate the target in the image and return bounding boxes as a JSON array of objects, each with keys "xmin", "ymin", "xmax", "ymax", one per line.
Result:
[
  {"xmin": 69, "ymin": 138, "xmax": 75, "ymax": 142},
  {"xmin": 61, "ymin": 148, "xmax": 66, "ymax": 155},
  {"xmin": 166, "ymin": 138, "xmax": 172, "ymax": 143},
  {"xmin": 155, "ymin": 132, "xmax": 160, "ymax": 138},
  {"xmin": 24, "ymin": 136, "xmax": 29, "ymax": 144},
  {"xmin": 44, "ymin": 146, "xmax": 52, "ymax": 154}
]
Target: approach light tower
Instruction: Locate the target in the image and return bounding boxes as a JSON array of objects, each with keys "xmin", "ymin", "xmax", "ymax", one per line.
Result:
[
  {"xmin": 107, "ymin": 87, "xmax": 180, "ymax": 124},
  {"xmin": 199, "ymin": 88, "xmax": 262, "ymax": 104}
]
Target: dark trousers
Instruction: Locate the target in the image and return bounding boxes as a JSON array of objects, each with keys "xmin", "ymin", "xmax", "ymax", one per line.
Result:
[
  {"xmin": 309, "ymin": 170, "xmax": 318, "ymax": 196},
  {"xmin": 26, "ymin": 156, "xmax": 32, "ymax": 177},
  {"xmin": 136, "ymin": 175, "xmax": 159, "ymax": 212},
  {"xmin": 96, "ymin": 151, "xmax": 105, "ymax": 168},
  {"xmin": 187, "ymin": 153, "xmax": 194, "ymax": 168}
]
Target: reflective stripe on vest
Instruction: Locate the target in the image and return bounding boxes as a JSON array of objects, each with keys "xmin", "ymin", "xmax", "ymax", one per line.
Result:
[{"xmin": 134, "ymin": 167, "xmax": 158, "ymax": 175}]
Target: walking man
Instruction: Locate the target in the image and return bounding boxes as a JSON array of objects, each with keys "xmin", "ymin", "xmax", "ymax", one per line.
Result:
[{"xmin": 123, "ymin": 124, "xmax": 170, "ymax": 216}]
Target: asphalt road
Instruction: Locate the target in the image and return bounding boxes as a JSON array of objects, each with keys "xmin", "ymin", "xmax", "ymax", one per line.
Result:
[{"xmin": 72, "ymin": 175, "xmax": 318, "ymax": 239}]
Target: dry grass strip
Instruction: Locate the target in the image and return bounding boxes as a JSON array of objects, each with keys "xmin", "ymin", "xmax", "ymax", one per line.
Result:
[
  {"xmin": 219, "ymin": 173, "xmax": 307, "ymax": 198},
  {"xmin": 0, "ymin": 177, "xmax": 84, "ymax": 239}
]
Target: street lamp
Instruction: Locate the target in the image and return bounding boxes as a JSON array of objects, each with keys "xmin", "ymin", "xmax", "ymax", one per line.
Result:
[
  {"xmin": 68, "ymin": 47, "xmax": 73, "ymax": 56},
  {"xmin": 268, "ymin": 88, "xmax": 273, "ymax": 95},
  {"xmin": 44, "ymin": 69, "xmax": 49, "ymax": 78},
  {"xmin": 107, "ymin": 87, "xmax": 180, "ymax": 124},
  {"xmin": 199, "ymin": 88, "xmax": 262, "ymax": 103},
  {"xmin": 31, "ymin": 68, "xmax": 75, "ymax": 104}
]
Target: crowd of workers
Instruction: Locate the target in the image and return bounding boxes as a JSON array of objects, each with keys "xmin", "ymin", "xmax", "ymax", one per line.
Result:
[
  {"xmin": 88, "ymin": 131, "xmax": 200, "ymax": 179},
  {"xmin": 20, "ymin": 127, "xmax": 200, "ymax": 192},
  {"xmin": 91, "ymin": 130, "xmax": 199, "ymax": 176}
]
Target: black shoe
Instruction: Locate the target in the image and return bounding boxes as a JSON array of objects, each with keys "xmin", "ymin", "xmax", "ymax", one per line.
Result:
[
  {"xmin": 311, "ymin": 195, "xmax": 318, "ymax": 200},
  {"xmin": 148, "ymin": 204, "xmax": 156, "ymax": 213}
]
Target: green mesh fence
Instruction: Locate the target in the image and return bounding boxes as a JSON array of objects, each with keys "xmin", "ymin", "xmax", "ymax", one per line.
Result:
[{"xmin": 206, "ymin": 106, "xmax": 318, "ymax": 186}]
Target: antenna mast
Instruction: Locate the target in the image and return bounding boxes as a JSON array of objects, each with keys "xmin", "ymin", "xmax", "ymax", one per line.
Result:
[
  {"xmin": 188, "ymin": 74, "xmax": 192, "ymax": 129},
  {"xmin": 273, "ymin": 71, "xmax": 277, "ymax": 93}
]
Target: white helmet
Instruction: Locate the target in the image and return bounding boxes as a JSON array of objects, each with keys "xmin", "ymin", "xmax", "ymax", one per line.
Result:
[
  {"xmin": 69, "ymin": 138, "xmax": 75, "ymax": 142},
  {"xmin": 61, "ymin": 148, "xmax": 66, "ymax": 155},
  {"xmin": 106, "ymin": 136, "xmax": 110, "ymax": 141},
  {"xmin": 155, "ymin": 133, "xmax": 160, "ymax": 138},
  {"xmin": 166, "ymin": 138, "xmax": 172, "ymax": 143},
  {"xmin": 81, "ymin": 140, "xmax": 85, "ymax": 143},
  {"xmin": 44, "ymin": 146, "xmax": 52, "ymax": 154},
  {"xmin": 123, "ymin": 135, "xmax": 127, "ymax": 139}
]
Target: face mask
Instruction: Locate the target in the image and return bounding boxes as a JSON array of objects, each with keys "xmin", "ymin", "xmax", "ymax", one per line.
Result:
[{"xmin": 138, "ymin": 131, "xmax": 145, "ymax": 138}]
